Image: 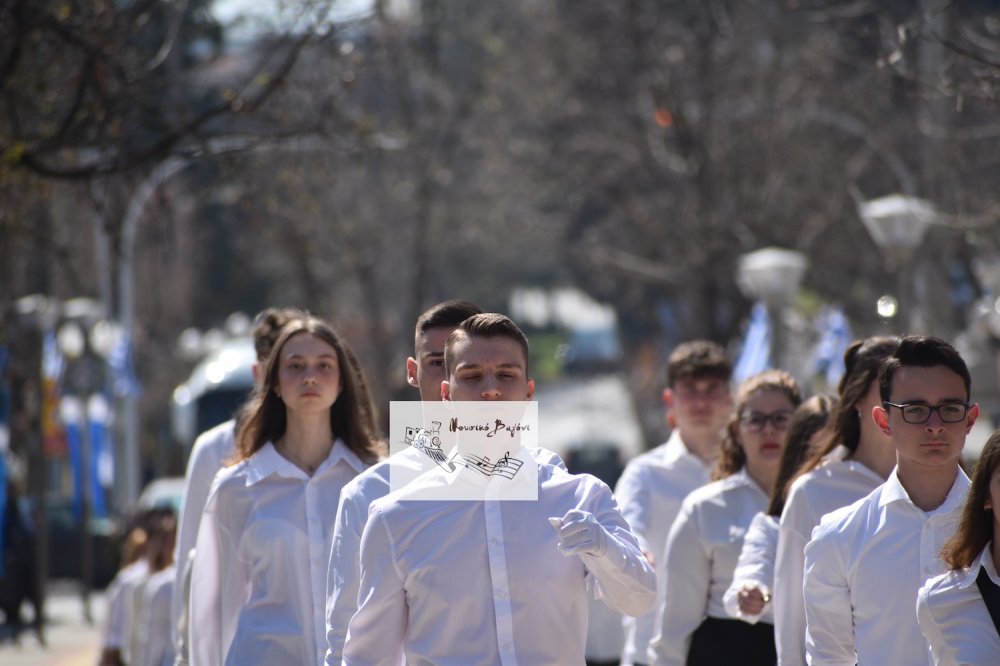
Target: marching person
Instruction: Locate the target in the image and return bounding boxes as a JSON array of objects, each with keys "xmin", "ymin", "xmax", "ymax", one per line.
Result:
[
  {"xmin": 342, "ymin": 313, "xmax": 654, "ymax": 664},
  {"xmin": 189, "ymin": 316, "xmax": 383, "ymax": 666},
  {"xmin": 773, "ymin": 336, "xmax": 897, "ymax": 665},
  {"xmin": 649, "ymin": 369, "xmax": 803, "ymax": 665},
  {"xmin": 615, "ymin": 340, "xmax": 733, "ymax": 666},
  {"xmin": 722, "ymin": 395, "xmax": 835, "ymax": 625},
  {"xmin": 917, "ymin": 427, "xmax": 1000, "ymax": 665},
  {"xmin": 803, "ymin": 336, "xmax": 979, "ymax": 665}
]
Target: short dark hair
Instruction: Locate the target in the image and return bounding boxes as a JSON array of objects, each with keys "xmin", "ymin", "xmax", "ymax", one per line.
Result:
[
  {"xmin": 414, "ymin": 300, "xmax": 482, "ymax": 351},
  {"xmin": 444, "ymin": 313, "xmax": 530, "ymax": 377},
  {"xmin": 878, "ymin": 335, "xmax": 971, "ymax": 404},
  {"xmin": 252, "ymin": 308, "xmax": 306, "ymax": 362},
  {"xmin": 942, "ymin": 428, "xmax": 1000, "ymax": 569},
  {"xmin": 666, "ymin": 340, "xmax": 732, "ymax": 387}
]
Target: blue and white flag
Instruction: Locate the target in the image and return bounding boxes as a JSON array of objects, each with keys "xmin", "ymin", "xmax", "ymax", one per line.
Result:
[
  {"xmin": 734, "ymin": 302, "xmax": 773, "ymax": 383},
  {"xmin": 812, "ymin": 306, "xmax": 854, "ymax": 389},
  {"xmin": 108, "ymin": 333, "xmax": 141, "ymax": 398}
]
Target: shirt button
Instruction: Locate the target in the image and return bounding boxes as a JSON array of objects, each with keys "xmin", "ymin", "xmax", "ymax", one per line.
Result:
[
  {"xmin": 496, "ymin": 589, "xmax": 507, "ymax": 599},
  {"xmin": 502, "ymin": 643, "xmax": 512, "ymax": 652}
]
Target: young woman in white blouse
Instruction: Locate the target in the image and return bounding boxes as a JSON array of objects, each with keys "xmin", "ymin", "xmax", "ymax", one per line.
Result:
[
  {"xmin": 189, "ymin": 316, "xmax": 383, "ymax": 666},
  {"xmin": 772, "ymin": 336, "xmax": 897, "ymax": 665},
  {"xmin": 723, "ymin": 395, "xmax": 835, "ymax": 624},
  {"xmin": 917, "ymin": 428, "xmax": 1000, "ymax": 665},
  {"xmin": 649, "ymin": 369, "xmax": 802, "ymax": 666}
]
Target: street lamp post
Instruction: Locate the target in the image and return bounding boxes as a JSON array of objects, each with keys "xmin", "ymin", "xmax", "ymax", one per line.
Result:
[
  {"xmin": 737, "ymin": 247, "xmax": 808, "ymax": 375},
  {"xmin": 857, "ymin": 194, "xmax": 935, "ymax": 333}
]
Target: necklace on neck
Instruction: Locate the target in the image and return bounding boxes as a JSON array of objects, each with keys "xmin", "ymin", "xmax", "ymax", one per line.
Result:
[{"xmin": 276, "ymin": 440, "xmax": 324, "ymax": 475}]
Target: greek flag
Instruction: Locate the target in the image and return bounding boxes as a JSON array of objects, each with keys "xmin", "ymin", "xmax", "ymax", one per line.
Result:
[
  {"xmin": 734, "ymin": 302, "xmax": 772, "ymax": 382},
  {"xmin": 812, "ymin": 306, "xmax": 854, "ymax": 389}
]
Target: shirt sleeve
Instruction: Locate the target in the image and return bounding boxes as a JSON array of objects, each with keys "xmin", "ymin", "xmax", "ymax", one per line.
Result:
[
  {"xmin": 188, "ymin": 482, "xmax": 246, "ymax": 666},
  {"xmin": 803, "ymin": 523, "xmax": 856, "ymax": 666},
  {"xmin": 649, "ymin": 499, "xmax": 710, "ymax": 666},
  {"xmin": 172, "ymin": 428, "xmax": 229, "ymax": 655},
  {"xmin": 342, "ymin": 507, "xmax": 407, "ymax": 666},
  {"xmin": 614, "ymin": 461, "xmax": 653, "ymax": 556},
  {"xmin": 774, "ymin": 493, "xmax": 812, "ymax": 666},
  {"xmin": 722, "ymin": 512, "xmax": 774, "ymax": 624},
  {"xmin": 578, "ymin": 480, "xmax": 657, "ymax": 617},
  {"xmin": 324, "ymin": 486, "xmax": 367, "ymax": 665},
  {"xmin": 102, "ymin": 573, "xmax": 125, "ymax": 649},
  {"xmin": 916, "ymin": 580, "xmax": 951, "ymax": 666}
]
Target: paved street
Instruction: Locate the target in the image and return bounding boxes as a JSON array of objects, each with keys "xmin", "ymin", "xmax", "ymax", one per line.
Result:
[{"xmin": 0, "ymin": 582, "xmax": 104, "ymax": 666}]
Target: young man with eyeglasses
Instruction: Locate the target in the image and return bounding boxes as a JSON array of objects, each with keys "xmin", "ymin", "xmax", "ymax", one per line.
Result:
[
  {"xmin": 614, "ymin": 340, "xmax": 733, "ymax": 666},
  {"xmin": 803, "ymin": 335, "xmax": 979, "ymax": 666}
]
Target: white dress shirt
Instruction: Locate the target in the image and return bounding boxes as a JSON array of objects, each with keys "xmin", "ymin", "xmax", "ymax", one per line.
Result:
[
  {"xmin": 614, "ymin": 431, "xmax": 712, "ymax": 665},
  {"xmin": 342, "ymin": 462, "xmax": 655, "ymax": 666},
  {"xmin": 774, "ymin": 449, "xmax": 883, "ymax": 666},
  {"xmin": 103, "ymin": 558, "xmax": 149, "ymax": 652},
  {"xmin": 189, "ymin": 439, "xmax": 367, "ymax": 666},
  {"xmin": 172, "ymin": 420, "xmax": 235, "ymax": 658},
  {"xmin": 723, "ymin": 511, "xmax": 778, "ymax": 625},
  {"xmin": 138, "ymin": 565, "xmax": 177, "ymax": 666},
  {"xmin": 648, "ymin": 467, "xmax": 770, "ymax": 666},
  {"xmin": 917, "ymin": 543, "xmax": 1000, "ymax": 666},
  {"xmin": 803, "ymin": 467, "xmax": 970, "ymax": 666},
  {"xmin": 324, "ymin": 445, "xmax": 565, "ymax": 665}
]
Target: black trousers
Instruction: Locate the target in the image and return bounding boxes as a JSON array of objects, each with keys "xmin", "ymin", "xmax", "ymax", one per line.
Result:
[{"xmin": 686, "ymin": 616, "xmax": 776, "ymax": 666}]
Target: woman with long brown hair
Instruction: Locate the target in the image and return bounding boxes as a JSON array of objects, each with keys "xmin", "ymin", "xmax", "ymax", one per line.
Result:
[
  {"xmin": 189, "ymin": 316, "xmax": 382, "ymax": 666},
  {"xmin": 772, "ymin": 335, "xmax": 898, "ymax": 665},
  {"xmin": 649, "ymin": 369, "xmax": 802, "ymax": 666},
  {"xmin": 917, "ymin": 428, "xmax": 1000, "ymax": 664}
]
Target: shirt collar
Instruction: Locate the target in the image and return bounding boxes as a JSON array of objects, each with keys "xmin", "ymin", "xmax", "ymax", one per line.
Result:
[
  {"xmin": 959, "ymin": 543, "xmax": 1000, "ymax": 589},
  {"xmin": 245, "ymin": 438, "xmax": 365, "ymax": 485},
  {"xmin": 721, "ymin": 467, "xmax": 769, "ymax": 500},
  {"xmin": 662, "ymin": 430, "xmax": 712, "ymax": 471},
  {"xmin": 879, "ymin": 465, "xmax": 971, "ymax": 513}
]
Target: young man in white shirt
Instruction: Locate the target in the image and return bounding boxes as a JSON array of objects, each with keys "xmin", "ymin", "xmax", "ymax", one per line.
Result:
[
  {"xmin": 342, "ymin": 313, "xmax": 655, "ymax": 665},
  {"xmin": 323, "ymin": 300, "xmax": 484, "ymax": 664},
  {"xmin": 614, "ymin": 340, "xmax": 733, "ymax": 666},
  {"xmin": 803, "ymin": 335, "xmax": 979, "ymax": 666}
]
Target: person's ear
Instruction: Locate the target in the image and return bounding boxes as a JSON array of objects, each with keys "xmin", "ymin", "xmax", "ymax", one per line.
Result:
[
  {"xmin": 965, "ymin": 403, "xmax": 980, "ymax": 434},
  {"xmin": 441, "ymin": 380, "xmax": 451, "ymax": 401},
  {"xmin": 526, "ymin": 379, "xmax": 535, "ymax": 401},
  {"xmin": 872, "ymin": 405, "xmax": 891, "ymax": 436},
  {"xmin": 406, "ymin": 357, "xmax": 419, "ymax": 388},
  {"xmin": 662, "ymin": 388, "xmax": 674, "ymax": 408},
  {"xmin": 251, "ymin": 362, "xmax": 261, "ymax": 384}
]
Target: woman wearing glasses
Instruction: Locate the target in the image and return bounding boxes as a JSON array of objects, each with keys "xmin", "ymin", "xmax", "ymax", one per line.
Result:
[
  {"xmin": 722, "ymin": 395, "xmax": 836, "ymax": 625},
  {"xmin": 916, "ymin": 427, "xmax": 1000, "ymax": 665},
  {"xmin": 772, "ymin": 336, "xmax": 897, "ymax": 665},
  {"xmin": 648, "ymin": 369, "xmax": 802, "ymax": 666}
]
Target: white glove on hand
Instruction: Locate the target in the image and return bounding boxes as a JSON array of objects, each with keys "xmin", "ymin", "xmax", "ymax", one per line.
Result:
[{"xmin": 548, "ymin": 509, "xmax": 608, "ymax": 558}]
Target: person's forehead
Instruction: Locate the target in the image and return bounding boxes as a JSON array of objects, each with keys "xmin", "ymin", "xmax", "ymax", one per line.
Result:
[
  {"xmin": 452, "ymin": 335, "xmax": 526, "ymax": 368},
  {"xmin": 889, "ymin": 364, "xmax": 967, "ymax": 401},
  {"xmin": 282, "ymin": 332, "xmax": 337, "ymax": 357},
  {"xmin": 416, "ymin": 326, "xmax": 457, "ymax": 357}
]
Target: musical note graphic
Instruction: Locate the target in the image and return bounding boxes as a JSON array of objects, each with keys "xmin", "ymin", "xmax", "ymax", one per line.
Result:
[{"xmin": 447, "ymin": 450, "xmax": 523, "ymax": 479}]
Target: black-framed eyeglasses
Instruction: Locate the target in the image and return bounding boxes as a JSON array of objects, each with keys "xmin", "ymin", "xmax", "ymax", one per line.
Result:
[
  {"xmin": 882, "ymin": 401, "xmax": 971, "ymax": 424},
  {"xmin": 740, "ymin": 411, "xmax": 792, "ymax": 432}
]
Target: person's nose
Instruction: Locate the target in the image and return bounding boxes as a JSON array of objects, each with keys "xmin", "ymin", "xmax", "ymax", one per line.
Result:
[
  {"xmin": 924, "ymin": 410, "xmax": 946, "ymax": 432},
  {"xmin": 481, "ymin": 373, "xmax": 501, "ymax": 400}
]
